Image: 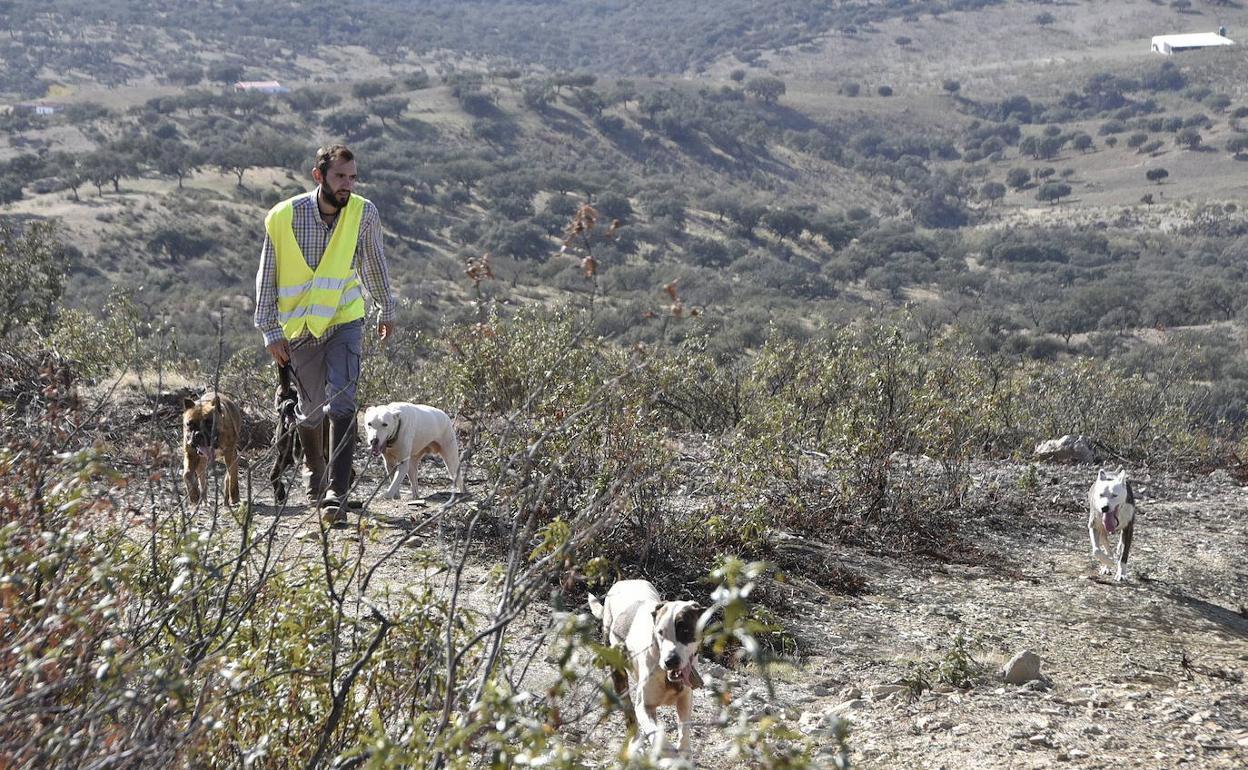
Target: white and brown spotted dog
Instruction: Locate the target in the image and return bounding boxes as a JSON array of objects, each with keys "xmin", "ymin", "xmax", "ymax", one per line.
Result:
[
  {"xmin": 588, "ymin": 579, "xmax": 704, "ymax": 757},
  {"xmin": 363, "ymin": 402, "xmax": 464, "ymax": 499},
  {"xmin": 182, "ymin": 392, "xmax": 242, "ymax": 506},
  {"xmin": 1088, "ymin": 466, "xmax": 1137, "ymax": 582}
]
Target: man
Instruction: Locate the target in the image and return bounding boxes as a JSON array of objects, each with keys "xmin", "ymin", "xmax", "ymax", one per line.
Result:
[{"xmin": 254, "ymin": 144, "xmax": 396, "ymax": 524}]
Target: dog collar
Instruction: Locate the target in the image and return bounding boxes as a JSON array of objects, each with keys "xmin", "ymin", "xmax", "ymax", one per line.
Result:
[{"xmin": 386, "ymin": 417, "xmax": 402, "ymax": 447}]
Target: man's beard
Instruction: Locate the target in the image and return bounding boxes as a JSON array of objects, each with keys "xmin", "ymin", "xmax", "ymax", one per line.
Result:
[{"xmin": 319, "ymin": 185, "xmax": 349, "ymax": 211}]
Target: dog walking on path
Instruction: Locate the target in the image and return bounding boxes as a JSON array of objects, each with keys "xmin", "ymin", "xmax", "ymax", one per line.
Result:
[
  {"xmin": 1087, "ymin": 466, "xmax": 1138, "ymax": 582},
  {"xmin": 363, "ymin": 401, "xmax": 464, "ymax": 499},
  {"xmin": 182, "ymin": 392, "xmax": 242, "ymax": 506},
  {"xmin": 588, "ymin": 579, "xmax": 704, "ymax": 757}
]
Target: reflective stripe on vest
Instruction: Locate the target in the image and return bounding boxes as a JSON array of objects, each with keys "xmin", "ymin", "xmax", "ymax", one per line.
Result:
[{"xmin": 266, "ymin": 192, "xmax": 368, "ymax": 339}]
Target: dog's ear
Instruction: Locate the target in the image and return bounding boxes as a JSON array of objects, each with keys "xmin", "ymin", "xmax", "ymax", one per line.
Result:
[
  {"xmin": 182, "ymin": 396, "xmax": 197, "ymax": 411},
  {"xmin": 651, "ymin": 602, "xmax": 666, "ymax": 621},
  {"xmin": 1098, "ymin": 468, "xmax": 1111, "ymax": 481}
]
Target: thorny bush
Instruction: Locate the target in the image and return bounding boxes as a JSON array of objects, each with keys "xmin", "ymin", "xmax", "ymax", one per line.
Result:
[{"xmin": 0, "ymin": 340, "xmax": 819, "ymax": 769}]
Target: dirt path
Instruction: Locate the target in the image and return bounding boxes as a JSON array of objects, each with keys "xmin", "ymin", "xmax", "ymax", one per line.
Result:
[{"xmin": 219, "ymin": 453, "xmax": 1248, "ymax": 768}]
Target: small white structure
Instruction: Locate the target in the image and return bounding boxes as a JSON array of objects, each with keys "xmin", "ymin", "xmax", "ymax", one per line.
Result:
[
  {"xmin": 16, "ymin": 101, "xmax": 59, "ymax": 115},
  {"xmin": 233, "ymin": 80, "xmax": 290, "ymax": 94},
  {"xmin": 1151, "ymin": 32, "xmax": 1233, "ymax": 55}
]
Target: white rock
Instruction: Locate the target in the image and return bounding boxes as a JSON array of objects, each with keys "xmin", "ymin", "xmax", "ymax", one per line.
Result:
[
  {"xmin": 798, "ymin": 710, "xmax": 847, "ymax": 738},
  {"xmin": 1034, "ymin": 435, "xmax": 1095, "ymax": 464},
  {"xmin": 869, "ymin": 684, "xmax": 910, "ymax": 700},
  {"xmin": 1002, "ymin": 649, "xmax": 1043, "ymax": 685}
]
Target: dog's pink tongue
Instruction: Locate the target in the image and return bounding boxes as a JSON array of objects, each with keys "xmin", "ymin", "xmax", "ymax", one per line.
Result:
[{"xmin": 1103, "ymin": 507, "xmax": 1119, "ymax": 534}]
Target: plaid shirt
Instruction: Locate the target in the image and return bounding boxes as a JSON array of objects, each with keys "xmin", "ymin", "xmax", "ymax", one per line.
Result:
[{"xmin": 254, "ymin": 189, "xmax": 396, "ymax": 346}]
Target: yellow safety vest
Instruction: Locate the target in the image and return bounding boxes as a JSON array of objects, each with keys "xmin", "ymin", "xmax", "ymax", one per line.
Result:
[{"xmin": 267, "ymin": 192, "xmax": 367, "ymax": 340}]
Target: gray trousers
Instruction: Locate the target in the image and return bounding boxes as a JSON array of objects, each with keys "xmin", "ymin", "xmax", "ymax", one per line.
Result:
[{"xmin": 288, "ymin": 319, "xmax": 363, "ymax": 426}]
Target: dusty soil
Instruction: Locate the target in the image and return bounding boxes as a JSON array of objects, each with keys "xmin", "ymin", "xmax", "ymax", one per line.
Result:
[
  {"xmin": 738, "ymin": 462, "xmax": 1248, "ymax": 770},
  {"xmin": 215, "ymin": 448, "xmax": 1248, "ymax": 770}
]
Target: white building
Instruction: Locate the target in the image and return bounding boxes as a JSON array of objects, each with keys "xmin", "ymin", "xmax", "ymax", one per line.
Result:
[
  {"xmin": 16, "ymin": 101, "xmax": 59, "ymax": 115},
  {"xmin": 1151, "ymin": 32, "xmax": 1233, "ymax": 55},
  {"xmin": 233, "ymin": 80, "xmax": 290, "ymax": 94}
]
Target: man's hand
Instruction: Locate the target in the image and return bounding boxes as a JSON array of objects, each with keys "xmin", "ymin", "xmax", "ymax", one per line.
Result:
[
  {"xmin": 378, "ymin": 321, "xmax": 394, "ymax": 341},
  {"xmin": 266, "ymin": 339, "xmax": 291, "ymax": 366}
]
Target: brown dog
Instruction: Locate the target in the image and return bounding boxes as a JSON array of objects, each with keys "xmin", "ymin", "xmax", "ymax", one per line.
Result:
[{"xmin": 182, "ymin": 392, "xmax": 243, "ymax": 506}]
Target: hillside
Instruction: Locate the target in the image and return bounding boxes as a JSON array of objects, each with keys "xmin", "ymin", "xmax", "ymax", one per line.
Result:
[
  {"xmin": 2, "ymin": 24, "xmax": 1248, "ymax": 381},
  {"xmin": 4, "ymin": 1, "xmax": 1248, "ymax": 416}
]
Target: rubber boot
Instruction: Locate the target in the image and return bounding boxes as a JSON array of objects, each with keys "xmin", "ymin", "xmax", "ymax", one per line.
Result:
[
  {"xmin": 321, "ymin": 413, "xmax": 356, "ymax": 526},
  {"xmin": 297, "ymin": 423, "xmax": 327, "ymax": 500}
]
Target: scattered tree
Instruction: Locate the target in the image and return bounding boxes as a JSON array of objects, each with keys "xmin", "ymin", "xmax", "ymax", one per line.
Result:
[
  {"xmin": 165, "ymin": 65, "xmax": 203, "ymax": 87},
  {"xmin": 153, "ymin": 140, "xmax": 200, "ymax": 189},
  {"xmin": 980, "ymin": 181, "xmax": 1007, "ymax": 206},
  {"xmin": 323, "ymin": 110, "xmax": 371, "ymax": 139},
  {"xmin": 1175, "ymin": 128, "xmax": 1203, "ymax": 149},
  {"xmin": 761, "ymin": 209, "xmax": 808, "ymax": 242},
  {"xmin": 1036, "ymin": 181, "xmax": 1072, "ymax": 204},
  {"xmin": 371, "ymin": 96, "xmax": 409, "ymax": 128},
  {"xmin": 352, "ymin": 80, "xmax": 393, "ymax": 104},
  {"xmin": 744, "ymin": 77, "xmax": 786, "ymax": 103}
]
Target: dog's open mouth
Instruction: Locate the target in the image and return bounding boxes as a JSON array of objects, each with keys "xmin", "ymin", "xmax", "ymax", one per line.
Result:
[
  {"xmin": 1103, "ymin": 506, "xmax": 1119, "ymax": 534},
  {"xmin": 370, "ymin": 443, "xmax": 382, "ymax": 457},
  {"xmin": 665, "ymin": 663, "xmax": 693, "ymax": 687}
]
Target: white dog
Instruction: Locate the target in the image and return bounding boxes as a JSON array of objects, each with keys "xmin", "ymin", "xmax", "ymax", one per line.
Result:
[
  {"xmin": 1087, "ymin": 467, "xmax": 1137, "ymax": 582},
  {"xmin": 588, "ymin": 579, "xmax": 703, "ymax": 757},
  {"xmin": 362, "ymin": 402, "xmax": 464, "ymax": 499}
]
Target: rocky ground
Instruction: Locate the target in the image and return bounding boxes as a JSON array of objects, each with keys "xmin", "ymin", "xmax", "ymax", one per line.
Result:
[
  {"xmin": 228, "ymin": 453, "xmax": 1247, "ymax": 770},
  {"xmin": 718, "ymin": 462, "xmax": 1248, "ymax": 770}
]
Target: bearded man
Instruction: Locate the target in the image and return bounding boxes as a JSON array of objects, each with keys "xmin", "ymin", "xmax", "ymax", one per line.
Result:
[{"xmin": 254, "ymin": 143, "xmax": 396, "ymax": 525}]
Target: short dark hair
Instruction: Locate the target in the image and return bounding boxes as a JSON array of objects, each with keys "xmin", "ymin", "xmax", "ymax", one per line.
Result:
[{"xmin": 315, "ymin": 144, "xmax": 354, "ymax": 176}]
